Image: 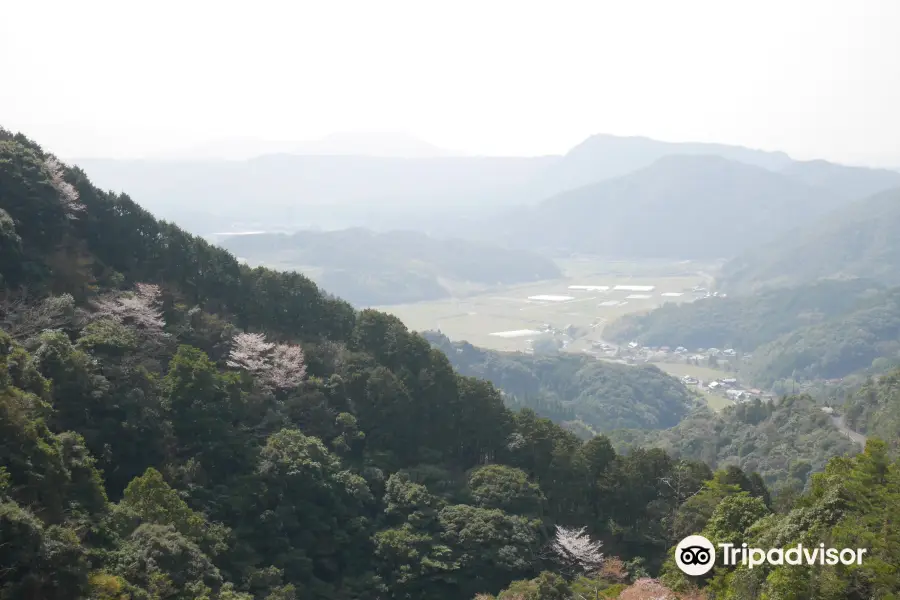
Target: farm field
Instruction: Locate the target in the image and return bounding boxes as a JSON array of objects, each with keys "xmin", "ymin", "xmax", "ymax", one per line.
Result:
[
  {"xmin": 702, "ymin": 394, "xmax": 737, "ymax": 412},
  {"xmin": 376, "ymin": 258, "xmax": 715, "ymax": 352},
  {"xmin": 653, "ymin": 362, "xmax": 734, "ymax": 383},
  {"xmin": 653, "ymin": 363, "xmax": 741, "ymax": 412}
]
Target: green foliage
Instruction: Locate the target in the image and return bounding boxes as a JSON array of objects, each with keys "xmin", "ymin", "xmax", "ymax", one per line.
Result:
[
  {"xmin": 605, "ymin": 279, "xmax": 884, "ymax": 351},
  {"xmin": 743, "ymin": 288, "xmax": 900, "ymax": 385},
  {"xmin": 608, "ymin": 396, "xmax": 860, "ymax": 490},
  {"xmin": 695, "ymin": 440, "xmax": 900, "ymax": 598},
  {"xmin": 121, "ymin": 467, "xmax": 229, "ymax": 556},
  {"xmin": 113, "ymin": 523, "xmax": 224, "ymax": 599},
  {"xmin": 702, "ymin": 493, "xmax": 770, "ymax": 545},
  {"xmin": 77, "ymin": 318, "xmax": 139, "ymax": 355},
  {"xmin": 0, "ymin": 501, "xmax": 90, "ymax": 599},
  {"xmin": 467, "ymin": 465, "xmax": 545, "ymax": 517},
  {"xmin": 604, "ymin": 275, "xmax": 900, "ymax": 388},
  {"xmin": 438, "ymin": 503, "xmax": 542, "ymax": 593},
  {"xmin": 843, "ymin": 366, "xmax": 900, "ymax": 450},
  {"xmin": 495, "ymin": 571, "xmax": 571, "ymax": 600},
  {"xmin": 7, "ymin": 129, "xmax": 900, "ymax": 600},
  {"xmin": 426, "ymin": 332, "xmax": 693, "ymax": 433}
]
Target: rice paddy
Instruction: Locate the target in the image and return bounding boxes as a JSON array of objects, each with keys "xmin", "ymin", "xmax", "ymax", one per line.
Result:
[{"xmin": 376, "ymin": 258, "xmax": 715, "ymax": 352}]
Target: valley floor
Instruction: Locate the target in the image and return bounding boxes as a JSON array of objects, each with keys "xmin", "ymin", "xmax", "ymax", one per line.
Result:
[{"xmin": 376, "ymin": 258, "xmax": 716, "ymax": 353}]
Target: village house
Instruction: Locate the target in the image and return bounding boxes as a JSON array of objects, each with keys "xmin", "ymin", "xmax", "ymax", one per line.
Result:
[{"xmin": 726, "ymin": 389, "xmax": 748, "ymax": 401}]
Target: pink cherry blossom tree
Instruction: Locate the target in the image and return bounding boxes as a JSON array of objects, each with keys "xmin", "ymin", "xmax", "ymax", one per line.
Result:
[
  {"xmin": 227, "ymin": 331, "xmax": 307, "ymax": 390},
  {"xmin": 226, "ymin": 332, "xmax": 274, "ymax": 376},
  {"xmin": 94, "ymin": 283, "xmax": 165, "ymax": 332},
  {"xmin": 549, "ymin": 525, "xmax": 604, "ymax": 575},
  {"xmin": 269, "ymin": 342, "xmax": 308, "ymax": 389},
  {"xmin": 44, "ymin": 157, "xmax": 85, "ymax": 218}
]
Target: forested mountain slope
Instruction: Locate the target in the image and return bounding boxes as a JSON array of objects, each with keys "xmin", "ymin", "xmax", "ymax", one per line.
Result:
[
  {"xmin": 604, "ymin": 279, "xmax": 885, "ymax": 351},
  {"xmin": 844, "ymin": 366, "xmax": 900, "ymax": 448},
  {"xmin": 607, "ymin": 395, "xmax": 860, "ymax": 493},
  {"xmin": 718, "ymin": 188, "xmax": 900, "ymax": 293},
  {"xmin": 495, "ymin": 155, "xmax": 842, "ymax": 259},
  {"xmin": 424, "ymin": 332, "xmax": 693, "ymax": 433},
  {"xmin": 6, "ymin": 128, "xmax": 900, "ymax": 599},
  {"xmin": 220, "ymin": 229, "xmax": 561, "ymax": 306},
  {"xmin": 780, "ymin": 159, "xmax": 900, "ymax": 204},
  {"xmin": 1, "ymin": 128, "xmax": 724, "ymax": 598},
  {"xmin": 603, "ymin": 279, "xmax": 900, "ymax": 389},
  {"xmin": 742, "ymin": 287, "xmax": 900, "ymax": 386}
]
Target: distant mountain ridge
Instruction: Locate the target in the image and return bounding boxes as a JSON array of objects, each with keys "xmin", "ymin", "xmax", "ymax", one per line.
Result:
[
  {"xmin": 70, "ymin": 132, "xmax": 900, "ymax": 245},
  {"xmin": 72, "ymin": 154, "xmax": 560, "ymax": 234},
  {"xmin": 490, "ymin": 154, "xmax": 844, "ymax": 259},
  {"xmin": 780, "ymin": 159, "xmax": 900, "ymax": 202},
  {"xmin": 718, "ymin": 188, "xmax": 900, "ymax": 292},
  {"xmin": 527, "ymin": 133, "xmax": 794, "ymax": 198}
]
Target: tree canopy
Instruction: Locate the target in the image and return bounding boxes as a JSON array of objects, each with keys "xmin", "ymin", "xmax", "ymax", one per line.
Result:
[{"xmin": 5, "ymin": 128, "xmax": 900, "ymax": 599}]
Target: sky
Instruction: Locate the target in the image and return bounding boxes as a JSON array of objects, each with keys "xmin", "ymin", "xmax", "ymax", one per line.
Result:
[{"xmin": 2, "ymin": 0, "xmax": 899, "ymax": 166}]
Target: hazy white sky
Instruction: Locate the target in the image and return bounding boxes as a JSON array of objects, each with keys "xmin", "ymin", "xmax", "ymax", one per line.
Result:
[{"xmin": 3, "ymin": 0, "xmax": 899, "ymax": 165}]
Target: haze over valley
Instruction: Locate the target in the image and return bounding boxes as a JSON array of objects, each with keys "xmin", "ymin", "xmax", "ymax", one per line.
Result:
[
  {"xmin": 7, "ymin": 109, "xmax": 900, "ymax": 600},
  {"xmin": 66, "ymin": 124, "xmax": 900, "ymax": 452},
  {"xmin": 5, "ymin": 1, "xmax": 900, "ymax": 598}
]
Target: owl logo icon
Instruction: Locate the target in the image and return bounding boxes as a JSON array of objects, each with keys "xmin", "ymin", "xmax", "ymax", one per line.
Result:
[{"xmin": 675, "ymin": 535, "xmax": 716, "ymax": 576}]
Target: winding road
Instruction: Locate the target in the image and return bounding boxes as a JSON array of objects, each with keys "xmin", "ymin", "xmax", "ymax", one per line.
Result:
[{"xmin": 829, "ymin": 414, "xmax": 868, "ymax": 446}]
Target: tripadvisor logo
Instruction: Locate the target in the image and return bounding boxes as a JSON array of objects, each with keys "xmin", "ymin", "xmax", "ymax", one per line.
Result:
[
  {"xmin": 676, "ymin": 535, "xmax": 716, "ymax": 576},
  {"xmin": 675, "ymin": 535, "xmax": 868, "ymax": 575}
]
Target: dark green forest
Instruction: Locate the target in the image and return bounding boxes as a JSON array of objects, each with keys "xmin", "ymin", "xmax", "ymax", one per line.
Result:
[
  {"xmin": 5, "ymin": 129, "xmax": 900, "ymax": 599},
  {"xmin": 844, "ymin": 367, "xmax": 900, "ymax": 448},
  {"xmin": 0, "ymin": 130, "xmax": 708, "ymax": 598},
  {"xmin": 424, "ymin": 332, "xmax": 694, "ymax": 433},
  {"xmin": 743, "ymin": 289, "xmax": 900, "ymax": 386},
  {"xmin": 606, "ymin": 395, "xmax": 860, "ymax": 495}
]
